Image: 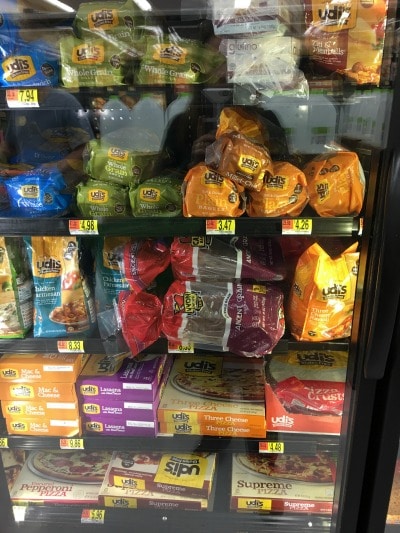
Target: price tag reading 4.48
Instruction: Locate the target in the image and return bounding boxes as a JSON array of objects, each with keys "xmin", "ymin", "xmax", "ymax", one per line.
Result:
[
  {"xmin": 259, "ymin": 441, "xmax": 285, "ymax": 454},
  {"xmin": 81, "ymin": 509, "xmax": 105, "ymax": 525},
  {"xmin": 282, "ymin": 218, "xmax": 312, "ymax": 235},
  {"xmin": 206, "ymin": 219, "xmax": 235, "ymax": 235},
  {"xmin": 57, "ymin": 340, "xmax": 84, "ymax": 353},
  {"xmin": 6, "ymin": 88, "xmax": 39, "ymax": 108},
  {"xmin": 60, "ymin": 438, "xmax": 84, "ymax": 450},
  {"xmin": 69, "ymin": 219, "xmax": 98, "ymax": 235}
]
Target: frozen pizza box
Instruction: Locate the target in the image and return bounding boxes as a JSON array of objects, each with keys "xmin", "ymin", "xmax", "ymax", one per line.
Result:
[
  {"xmin": 107, "ymin": 451, "xmax": 216, "ymax": 499},
  {"xmin": 76, "ymin": 353, "xmax": 169, "ymax": 402},
  {"xmin": 158, "ymin": 421, "xmax": 265, "ymax": 439},
  {"xmin": 230, "ymin": 452, "xmax": 335, "ymax": 514},
  {"xmin": 5, "ymin": 416, "xmax": 81, "ymax": 437},
  {"xmin": 265, "ymin": 351, "xmax": 347, "ymax": 435},
  {"xmin": 82, "ymin": 416, "xmax": 158, "ymax": 437},
  {"xmin": 157, "ymin": 354, "xmax": 266, "ymax": 433},
  {"xmin": 0, "ymin": 353, "xmax": 89, "ymax": 383},
  {"xmin": 10, "ymin": 449, "xmax": 112, "ymax": 505},
  {"xmin": 1, "ymin": 399, "xmax": 79, "ymax": 419},
  {"xmin": 0, "ymin": 381, "xmax": 78, "ymax": 402},
  {"xmin": 1, "ymin": 449, "xmax": 27, "ymax": 491}
]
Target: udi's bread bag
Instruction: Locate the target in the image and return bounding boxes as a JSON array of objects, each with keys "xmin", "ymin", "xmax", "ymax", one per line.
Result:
[
  {"xmin": 287, "ymin": 242, "xmax": 359, "ymax": 342},
  {"xmin": 303, "ymin": 151, "xmax": 365, "ymax": 217}
]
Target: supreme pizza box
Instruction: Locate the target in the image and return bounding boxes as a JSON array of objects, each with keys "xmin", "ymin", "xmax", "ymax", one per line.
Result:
[
  {"xmin": 76, "ymin": 353, "xmax": 168, "ymax": 403},
  {"xmin": 387, "ymin": 459, "xmax": 400, "ymax": 525},
  {"xmin": 158, "ymin": 421, "xmax": 265, "ymax": 439},
  {"xmin": 0, "ymin": 381, "xmax": 78, "ymax": 402},
  {"xmin": 265, "ymin": 350, "xmax": 347, "ymax": 435},
  {"xmin": 230, "ymin": 452, "xmax": 335, "ymax": 514},
  {"xmin": 157, "ymin": 354, "xmax": 266, "ymax": 434},
  {"xmin": 0, "ymin": 353, "xmax": 89, "ymax": 383},
  {"xmin": 5, "ymin": 416, "xmax": 81, "ymax": 437},
  {"xmin": 2, "ymin": 399, "xmax": 79, "ymax": 419},
  {"xmin": 10, "ymin": 449, "xmax": 112, "ymax": 505},
  {"xmin": 82, "ymin": 416, "xmax": 158, "ymax": 437},
  {"xmin": 107, "ymin": 451, "xmax": 216, "ymax": 499}
]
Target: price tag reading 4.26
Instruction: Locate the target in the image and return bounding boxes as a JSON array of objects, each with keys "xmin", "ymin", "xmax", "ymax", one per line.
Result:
[
  {"xmin": 259, "ymin": 441, "xmax": 285, "ymax": 454},
  {"xmin": 57, "ymin": 340, "xmax": 84, "ymax": 353},
  {"xmin": 282, "ymin": 218, "xmax": 312, "ymax": 235},
  {"xmin": 60, "ymin": 438, "xmax": 84, "ymax": 450},
  {"xmin": 6, "ymin": 88, "xmax": 39, "ymax": 108},
  {"xmin": 81, "ymin": 509, "xmax": 105, "ymax": 525},
  {"xmin": 69, "ymin": 219, "xmax": 98, "ymax": 235},
  {"xmin": 206, "ymin": 219, "xmax": 235, "ymax": 235}
]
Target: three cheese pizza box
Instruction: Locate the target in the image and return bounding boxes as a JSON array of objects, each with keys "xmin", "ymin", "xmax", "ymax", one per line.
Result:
[
  {"xmin": 107, "ymin": 451, "xmax": 216, "ymax": 499},
  {"xmin": 82, "ymin": 416, "xmax": 158, "ymax": 437},
  {"xmin": 265, "ymin": 351, "xmax": 347, "ymax": 435},
  {"xmin": 0, "ymin": 381, "xmax": 78, "ymax": 402},
  {"xmin": 0, "ymin": 353, "xmax": 89, "ymax": 383},
  {"xmin": 230, "ymin": 452, "xmax": 335, "ymax": 514},
  {"xmin": 76, "ymin": 353, "xmax": 169, "ymax": 402},
  {"xmin": 158, "ymin": 421, "xmax": 265, "ymax": 438},
  {"xmin": 10, "ymin": 449, "xmax": 113, "ymax": 505},
  {"xmin": 5, "ymin": 416, "xmax": 81, "ymax": 437},
  {"xmin": 157, "ymin": 355, "xmax": 266, "ymax": 433},
  {"xmin": 1, "ymin": 399, "xmax": 80, "ymax": 420}
]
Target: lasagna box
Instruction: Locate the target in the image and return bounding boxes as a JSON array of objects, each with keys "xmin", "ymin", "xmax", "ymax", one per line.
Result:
[
  {"xmin": 81, "ymin": 416, "xmax": 158, "ymax": 437},
  {"xmin": 107, "ymin": 451, "xmax": 216, "ymax": 499},
  {"xmin": 76, "ymin": 353, "xmax": 168, "ymax": 403},
  {"xmin": 230, "ymin": 453, "xmax": 335, "ymax": 514}
]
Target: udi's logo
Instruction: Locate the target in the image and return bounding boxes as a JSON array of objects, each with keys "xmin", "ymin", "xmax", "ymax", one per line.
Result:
[
  {"xmin": 183, "ymin": 360, "xmax": 217, "ymax": 374},
  {"xmin": 265, "ymin": 175, "xmax": 287, "ymax": 189},
  {"xmin": 9, "ymin": 421, "xmax": 28, "ymax": 432},
  {"xmin": 322, "ymin": 283, "xmax": 348, "ymax": 300},
  {"xmin": 164, "ymin": 456, "xmax": 201, "ymax": 478},
  {"xmin": 73, "ymin": 44, "xmax": 105, "ymax": 64},
  {"xmin": 82, "ymin": 403, "xmax": 101, "ymax": 414},
  {"xmin": 10, "ymin": 384, "xmax": 34, "ymax": 398},
  {"xmin": 156, "ymin": 44, "xmax": 187, "ymax": 64},
  {"xmin": 172, "ymin": 423, "xmax": 193, "ymax": 433},
  {"xmin": 313, "ymin": 0, "xmax": 357, "ymax": 31},
  {"xmin": 89, "ymin": 9, "xmax": 118, "ymax": 30},
  {"xmin": 86, "ymin": 421, "xmax": 103, "ymax": 432},
  {"xmin": 35, "ymin": 257, "xmax": 61, "ymax": 275},
  {"xmin": 171, "ymin": 412, "xmax": 189, "ymax": 422},
  {"xmin": 89, "ymin": 188, "xmax": 109, "ymax": 203},
  {"xmin": 0, "ymin": 368, "xmax": 19, "ymax": 380},
  {"xmin": 297, "ymin": 351, "xmax": 336, "ymax": 366},
  {"xmin": 173, "ymin": 291, "xmax": 203, "ymax": 315},
  {"xmin": 108, "ymin": 147, "xmax": 129, "ymax": 161},
  {"xmin": 20, "ymin": 185, "xmax": 39, "ymax": 199},
  {"xmin": 2, "ymin": 55, "xmax": 36, "ymax": 82},
  {"xmin": 238, "ymin": 155, "xmax": 260, "ymax": 175},
  {"xmin": 140, "ymin": 188, "xmax": 160, "ymax": 202},
  {"xmin": 4, "ymin": 405, "xmax": 22, "ymax": 415},
  {"xmin": 111, "ymin": 498, "xmax": 130, "ymax": 507},
  {"xmin": 121, "ymin": 478, "xmax": 137, "ymax": 488},
  {"xmin": 203, "ymin": 170, "xmax": 224, "ymax": 186},
  {"xmin": 271, "ymin": 415, "xmax": 294, "ymax": 428},
  {"xmin": 80, "ymin": 384, "xmax": 99, "ymax": 396}
]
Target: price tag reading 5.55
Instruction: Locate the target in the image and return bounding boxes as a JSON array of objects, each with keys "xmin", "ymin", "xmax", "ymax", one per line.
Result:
[
  {"xmin": 69, "ymin": 219, "xmax": 98, "ymax": 235},
  {"xmin": 282, "ymin": 218, "xmax": 312, "ymax": 235},
  {"xmin": 6, "ymin": 88, "xmax": 39, "ymax": 108},
  {"xmin": 81, "ymin": 509, "xmax": 105, "ymax": 524},
  {"xmin": 206, "ymin": 219, "xmax": 235, "ymax": 235}
]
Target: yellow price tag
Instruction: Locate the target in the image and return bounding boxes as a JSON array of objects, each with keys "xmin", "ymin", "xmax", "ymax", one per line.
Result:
[
  {"xmin": 259, "ymin": 441, "xmax": 285, "ymax": 454},
  {"xmin": 81, "ymin": 509, "xmax": 105, "ymax": 524},
  {"xmin": 0, "ymin": 438, "xmax": 9, "ymax": 448},
  {"xmin": 6, "ymin": 88, "xmax": 39, "ymax": 108},
  {"xmin": 57, "ymin": 340, "xmax": 84, "ymax": 353},
  {"xmin": 60, "ymin": 438, "xmax": 84, "ymax": 450},
  {"xmin": 168, "ymin": 341, "xmax": 194, "ymax": 353},
  {"xmin": 69, "ymin": 219, "xmax": 98, "ymax": 235},
  {"xmin": 206, "ymin": 219, "xmax": 235, "ymax": 235},
  {"xmin": 282, "ymin": 218, "xmax": 312, "ymax": 235},
  {"xmin": 252, "ymin": 285, "xmax": 267, "ymax": 294}
]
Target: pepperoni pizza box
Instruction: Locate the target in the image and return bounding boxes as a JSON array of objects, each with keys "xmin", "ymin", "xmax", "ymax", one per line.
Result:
[
  {"xmin": 5, "ymin": 416, "xmax": 82, "ymax": 437},
  {"xmin": 76, "ymin": 353, "xmax": 168, "ymax": 403},
  {"xmin": 1, "ymin": 399, "xmax": 79, "ymax": 420},
  {"xmin": 157, "ymin": 354, "xmax": 266, "ymax": 435},
  {"xmin": 107, "ymin": 451, "xmax": 216, "ymax": 499},
  {"xmin": 81, "ymin": 416, "xmax": 158, "ymax": 437},
  {"xmin": 265, "ymin": 351, "xmax": 347, "ymax": 435},
  {"xmin": 230, "ymin": 452, "xmax": 335, "ymax": 514},
  {"xmin": 10, "ymin": 449, "xmax": 112, "ymax": 505},
  {"xmin": 0, "ymin": 353, "xmax": 89, "ymax": 383},
  {"xmin": 0, "ymin": 381, "xmax": 78, "ymax": 402}
]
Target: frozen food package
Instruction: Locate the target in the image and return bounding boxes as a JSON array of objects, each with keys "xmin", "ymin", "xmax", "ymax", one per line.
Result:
[
  {"xmin": 183, "ymin": 163, "xmax": 246, "ymax": 218},
  {"xmin": 246, "ymin": 160, "xmax": 309, "ymax": 217},
  {"xmin": 118, "ymin": 289, "xmax": 162, "ymax": 357},
  {"xmin": 129, "ymin": 173, "xmax": 183, "ymax": 217},
  {"xmin": 76, "ymin": 179, "xmax": 131, "ymax": 218},
  {"xmin": 170, "ymin": 236, "xmax": 286, "ymax": 282},
  {"xmin": 0, "ymin": 237, "xmax": 33, "ymax": 338},
  {"xmin": 303, "ymin": 151, "xmax": 365, "ymax": 217},
  {"xmin": 205, "ymin": 132, "xmax": 273, "ymax": 192},
  {"xmin": 287, "ymin": 241, "xmax": 359, "ymax": 342},
  {"xmin": 216, "ymin": 107, "xmax": 267, "ymax": 144},
  {"xmin": 304, "ymin": 0, "xmax": 389, "ymax": 85},
  {"xmin": 162, "ymin": 281, "xmax": 285, "ymax": 357},
  {"xmin": 25, "ymin": 236, "xmax": 97, "ymax": 338}
]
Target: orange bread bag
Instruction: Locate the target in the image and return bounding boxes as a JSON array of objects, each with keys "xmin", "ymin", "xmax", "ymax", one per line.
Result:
[
  {"xmin": 303, "ymin": 151, "xmax": 365, "ymax": 217},
  {"xmin": 246, "ymin": 161, "xmax": 309, "ymax": 217},
  {"xmin": 287, "ymin": 241, "xmax": 359, "ymax": 342}
]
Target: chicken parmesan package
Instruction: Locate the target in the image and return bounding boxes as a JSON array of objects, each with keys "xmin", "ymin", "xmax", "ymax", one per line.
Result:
[
  {"xmin": 246, "ymin": 160, "xmax": 309, "ymax": 217},
  {"xmin": 170, "ymin": 236, "xmax": 286, "ymax": 282},
  {"xmin": 161, "ymin": 281, "xmax": 285, "ymax": 357},
  {"xmin": 303, "ymin": 151, "xmax": 365, "ymax": 217},
  {"xmin": 287, "ymin": 241, "xmax": 359, "ymax": 342},
  {"xmin": 25, "ymin": 236, "xmax": 97, "ymax": 338}
]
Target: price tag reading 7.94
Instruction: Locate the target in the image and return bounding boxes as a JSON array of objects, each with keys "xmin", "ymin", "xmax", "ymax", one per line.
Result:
[{"xmin": 6, "ymin": 88, "xmax": 39, "ymax": 108}]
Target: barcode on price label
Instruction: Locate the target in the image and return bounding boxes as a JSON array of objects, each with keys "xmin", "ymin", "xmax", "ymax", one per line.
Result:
[{"xmin": 81, "ymin": 509, "xmax": 105, "ymax": 524}]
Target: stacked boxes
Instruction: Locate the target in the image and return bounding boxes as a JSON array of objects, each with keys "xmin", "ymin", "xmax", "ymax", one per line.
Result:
[
  {"xmin": 0, "ymin": 353, "xmax": 87, "ymax": 437},
  {"xmin": 76, "ymin": 353, "xmax": 171, "ymax": 437}
]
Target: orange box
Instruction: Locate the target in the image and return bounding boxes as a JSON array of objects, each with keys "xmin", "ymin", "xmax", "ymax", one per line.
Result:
[
  {"xmin": 265, "ymin": 383, "xmax": 341, "ymax": 435},
  {"xmin": 1, "ymin": 399, "xmax": 79, "ymax": 419},
  {"xmin": 5, "ymin": 416, "xmax": 81, "ymax": 437},
  {"xmin": 159, "ymin": 421, "xmax": 266, "ymax": 438},
  {"xmin": 0, "ymin": 382, "xmax": 78, "ymax": 402},
  {"xmin": 0, "ymin": 353, "xmax": 88, "ymax": 383}
]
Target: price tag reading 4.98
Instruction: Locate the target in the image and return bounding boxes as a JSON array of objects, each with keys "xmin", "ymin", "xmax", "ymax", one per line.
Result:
[
  {"xmin": 69, "ymin": 219, "xmax": 98, "ymax": 235},
  {"xmin": 282, "ymin": 218, "xmax": 312, "ymax": 235},
  {"xmin": 206, "ymin": 219, "xmax": 235, "ymax": 235}
]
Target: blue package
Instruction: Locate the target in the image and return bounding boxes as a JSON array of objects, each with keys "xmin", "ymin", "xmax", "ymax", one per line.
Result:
[{"xmin": 2, "ymin": 166, "xmax": 72, "ymax": 217}]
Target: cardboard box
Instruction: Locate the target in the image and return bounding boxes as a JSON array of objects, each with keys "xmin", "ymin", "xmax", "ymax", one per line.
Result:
[
  {"xmin": 5, "ymin": 416, "xmax": 81, "ymax": 437},
  {"xmin": 387, "ymin": 459, "xmax": 400, "ymax": 524},
  {"xmin": 230, "ymin": 453, "xmax": 335, "ymax": 514},
  {"xmin": 157, "ymin": 355, "xmax": 266, "ymax": 436},
  {"xmin": 107, "ymin": 451, "xmax": 216, "ymax": 499},
  {"xmin": 82, "ymin": 416, "xmax": 158, "ymax": 437},
  {"xmin": 159, "ymin": 421, "xmax": 265, "ymax": 438},
  {"xmin": 0, "ymin": 381, "xmax": 78, "ymax": 402},
  {"xmin": 77, "ymin": 353, "xmax": 168, "ymax": 402},
  {"xmin": 0, "ymin": 353, "xmax": 88, "ymax": 383},
  {"xmin": 1, "ymin": 399, "xmax": 79, "ymax": 419}
]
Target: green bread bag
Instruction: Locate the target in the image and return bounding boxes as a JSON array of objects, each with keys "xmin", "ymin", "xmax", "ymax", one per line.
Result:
[
  {"xmin": 77, "ymin": 179, "xmax": 130, "ymax": 217},
  {"xmin": 129, "ymin": 173, "xmax": 183, "ymax": 217}
]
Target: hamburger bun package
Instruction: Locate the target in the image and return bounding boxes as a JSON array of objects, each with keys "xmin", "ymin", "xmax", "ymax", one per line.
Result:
[
  {"xmin": 183, "ymin": 163, "xmax": 246, "ymax": 218},
  {"xmin": 246, "ymin": 160, "xmax": 309, "ymax": 217},
  {"xmin": 303, "ymin": 151, "xmax": 365, "ymax": 217},
  {"xmin": 162, "ymin": 280, "xmax": 285, "ymax": 357},
  {"xmin": 287, "ymin": 241, "xmax": 359, "ymax": 342}
]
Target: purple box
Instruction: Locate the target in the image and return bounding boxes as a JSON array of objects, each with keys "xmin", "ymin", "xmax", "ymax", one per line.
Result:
[
  {"xmin": 82, "ymin": 415, "xmax": 159, "ymax": 437},
  {"xmin": 76, "ymin": 354, "xmax": 170, "ymax": 403}
]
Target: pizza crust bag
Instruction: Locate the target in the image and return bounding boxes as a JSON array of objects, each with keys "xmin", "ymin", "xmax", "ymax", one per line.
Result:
[{"xmin": 161, "ymin": 280, "xmax": 285, "ymax": 357}]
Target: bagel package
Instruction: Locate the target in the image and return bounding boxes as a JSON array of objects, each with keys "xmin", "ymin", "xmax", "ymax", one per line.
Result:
[
  {"xmin": 247, "ymin": 160, "xmax": 309, "ymax": 217},
  {"xmin": 303, "ymin": 151, "xmax": 365, "ymax": 217}
]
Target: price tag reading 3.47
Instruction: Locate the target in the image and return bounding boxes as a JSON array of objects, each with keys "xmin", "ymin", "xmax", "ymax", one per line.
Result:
[
  {"xmin": 69, "ymin": 219, "xmax": 98, "ymax": 235},
  {"xmin": 206, "ymin": 219, "xmax": 235, "ymax": 235},
  {"xmin": 282, "ymin": 218, "xmax": 312, "ymax": 235},
  {"xmin": 6, "ymin": 88, "xmax": 39, "ymax": 108}
]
